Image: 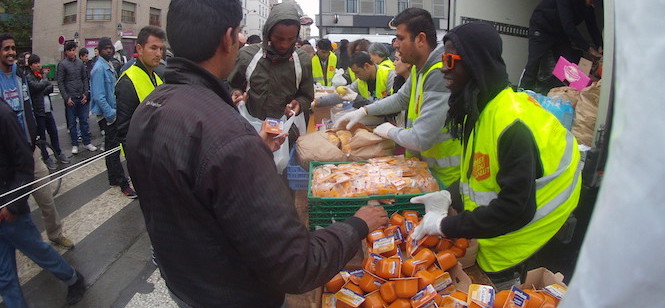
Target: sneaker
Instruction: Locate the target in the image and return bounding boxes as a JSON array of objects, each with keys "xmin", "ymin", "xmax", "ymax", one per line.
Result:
[
  {"xmin": 83, "ymin": 143, "xmax": 98, "ymax": 151},
  {"xmin": 99, "ymin": 142, "xmax": 105, "ymax": 152},
  {"xmin": 66, "ymin": 271, "xmax": 86, "ymax": 305},
  {"xmin": 50, "ymin": 236, "xmax": 75, "ymax": 249},
  {"xmin": 121, "ymin": 185, "xmax": 138, "ymax": 199},
  {"xmin": 71, "ymin": 146, "xmax": 79, "ymax": 154},
  {"xmin": 100, "ymin": 129, "xmax": 105, "ymax": 136},
  {"xmin": 58, "ymin": 153, "xmax": 71, "ymax": 164},
  {"xmin": 44, "ymin": 156, "xmax": 58, "ymax": 170}
]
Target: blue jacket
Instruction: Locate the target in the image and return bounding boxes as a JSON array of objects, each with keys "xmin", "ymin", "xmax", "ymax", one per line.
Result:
[{"xmin": 90, "ymin": 58, "xmax": 118, "ymax": 123}]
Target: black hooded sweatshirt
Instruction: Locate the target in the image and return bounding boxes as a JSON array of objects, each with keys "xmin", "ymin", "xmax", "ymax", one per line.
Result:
[{"xmin": 441, "ymin": 22, "xmax": 542, "ymax": 241}]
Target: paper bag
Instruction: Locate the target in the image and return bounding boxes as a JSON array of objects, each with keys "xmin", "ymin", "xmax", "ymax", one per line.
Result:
[
  {"xmin": 296, "ymin": 131, "xmax": 347, "ymax": 169},
  {"xmin": 571, "ymin": 81, "xmax": 601, "ymax": 146}
]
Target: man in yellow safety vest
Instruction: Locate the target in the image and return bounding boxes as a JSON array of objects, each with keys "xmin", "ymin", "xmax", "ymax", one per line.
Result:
[
  {"xmin": 411, "ymin": 22, "xmax": 581, "ymax": 290},
  {"xmin": 334, "ymin": 8, "xmax": 461, "ymax": 188},
  {"xmin": 312, "ymin": 39, "xmax": 337, "ymax": 87}
]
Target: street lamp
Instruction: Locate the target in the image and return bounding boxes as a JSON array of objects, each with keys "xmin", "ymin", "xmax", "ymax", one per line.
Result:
[
  {"xmin": 74, "ymin": 32, "xmax": 79, "ymax": 43},
  {"xmin": 117, "ymin": 23, "xmax": 123, "ymax": 38}
]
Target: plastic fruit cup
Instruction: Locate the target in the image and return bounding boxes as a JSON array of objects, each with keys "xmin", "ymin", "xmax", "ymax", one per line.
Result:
[
  {"xmin": 375, "ymin": 258, "xmax": 401, "ymax": 279},
  {"xmin": 413, "ymin": 248, "xmax": 436, "ymax": 268},
  {"xmin": 324, "ymin": 272, "xmax": 345, "ymax": 293},
  {"xmin": 450, "ymin": 246, "xmax": 466, "ymax": 258},
  {"xmin": 421, "ymin": 235, "xmax": 440, "ymax": 247},
  {"xmin": 390, "ymin": 213, "xmax": 405, "ymax": 226},
  {"xmin": 379, "ymin": 281, "xmax": 397, "ymax": 303},
  {"xmin": 363, "ymin": 290, "xmax": 387, "ymax": 308},
  {"xmin": 394, "ymin": 277, "xmax": 420, "ymax": 298},
  {"xmin": 415, "ymin": 270, "xmax": 436, "ymax": 289},
  {"xmin": 436, "ymin": 250, "xmax": 458, "ymax": 271},
  {"xmin": 387, "ymin": 298, "xmax": 411, "ymax": 308},
  {"xmin": 366, "ymin": 229, "xmax": 385, "ymax": 246},
  {"xmin": 359, "ymin": 271, "xmax": 384, "ymax": 293},
  {"xmin": 344, "ymin": 282, "xmax": 365, "ymax": 296},
  {"xmin": 436, "ymin": 238, "xmax": 454, "ymax": 251}
]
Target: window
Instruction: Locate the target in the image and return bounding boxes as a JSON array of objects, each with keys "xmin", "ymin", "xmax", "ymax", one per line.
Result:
[
  {"xmin": 149, "ymin": 7, "xmax": 161, "ymax": 26},
  {"xmin": 346, "ymin": 0, "xmax": 357, "ymax": 13},
  {"xmin": 63, "ymin": 1, "xmax": 77, "ymax": 24},
  {"xmin": 86, "ymin": 0, "xmax": 111, "ymax": 21},
  {"xmin": 398, "ymin": 0, "xmax": 409, "ymax": 13},
  {"xmin": 375, "ymin": 0, "xmax": 384, "ymax": 14},
  {"xmin": 121, "ymin": 1, "xmax": 136, "ymax": 23}
]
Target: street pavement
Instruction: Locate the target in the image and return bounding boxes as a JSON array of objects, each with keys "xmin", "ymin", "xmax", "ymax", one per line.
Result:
[{"xmin": 0, "ymin": 88, "xmax": 178, "ymax": 308}]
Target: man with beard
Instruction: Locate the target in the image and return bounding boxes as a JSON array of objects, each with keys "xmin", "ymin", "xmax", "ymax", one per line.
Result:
[
  {"xmin": 90, "ymin": 37, "xmax": 137, "ymax": 198},
  {"xmin": 228, "ymin": 2, "xmax": 314, "ymax": 146},
  {"xmin": 334, "ymin": 8, "xmax": 461, "ymax": 188},
  {"xmin": 410, "ymin": 22, "xmax": 581, "ymax": 290}
]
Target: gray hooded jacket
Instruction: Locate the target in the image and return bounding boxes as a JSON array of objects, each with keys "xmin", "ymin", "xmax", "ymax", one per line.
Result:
[{"xmin": 228, "ymin": 2, "xmax": 314, "ymax": 120}]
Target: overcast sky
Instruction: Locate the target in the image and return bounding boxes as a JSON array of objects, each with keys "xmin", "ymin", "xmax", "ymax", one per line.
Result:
[{"xmin": 296, "ymin": 0, "xmax": 319, "ymax": 36}]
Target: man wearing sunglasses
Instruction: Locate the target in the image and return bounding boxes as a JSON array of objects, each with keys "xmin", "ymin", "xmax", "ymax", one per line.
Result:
[
  {"xmin": 411, "ymin": 22, "xmax": 581, "ymax": 290},
  {"xmin": 334, "ymin": 8, "xmax": 461, "ymax": 188}
]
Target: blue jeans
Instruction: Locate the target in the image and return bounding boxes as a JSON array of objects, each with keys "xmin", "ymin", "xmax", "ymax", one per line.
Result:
[
  {"xmin": 36, "ymin": 113, "xmax": 63, "ymax": 159},
  {"xmin": 65, "ymin": 97, "xmax": 91, "ymax": 146},
  {"xmin": 0, "ymin": 214, "xmax": 77, "ymax": 308}
]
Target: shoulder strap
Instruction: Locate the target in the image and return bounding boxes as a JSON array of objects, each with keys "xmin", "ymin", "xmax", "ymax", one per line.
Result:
[{"xmin": 245, "ymin": 48, "xmax": 302, "ymax": 93}]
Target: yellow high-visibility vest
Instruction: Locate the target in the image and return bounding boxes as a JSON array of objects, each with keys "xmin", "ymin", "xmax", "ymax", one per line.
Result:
[
  {"xmin": 461, "ymin": 88, "xmax": 581, "ymax": 272},
  {"xmin": 406, "ymin": 64, "xmax": 461, "ymax": 187},
  {"xmin": 119, "ymin": 65, "xmax": 163, "ymax": 102},
  {"xmin": 312, "ymin": 53, "xmax": 337, "ymax": 86},
  {"xmin": 380, "ymin": 58, "xmax": 395, "ymax": 71},
  {"xmin": 357, "ymin": 65, "xmax": 393, "ymax": 99}
]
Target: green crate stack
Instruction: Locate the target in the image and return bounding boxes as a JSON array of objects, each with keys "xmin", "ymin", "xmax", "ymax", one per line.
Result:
[{"xmin": 307, "ymin": 161, "xmax": 435, "ymax": 231}]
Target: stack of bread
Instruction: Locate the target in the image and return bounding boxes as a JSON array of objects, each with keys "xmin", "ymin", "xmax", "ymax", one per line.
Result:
[{"xmin": 311, "ymin": 156, "xmax": 439, "ymax": 197}]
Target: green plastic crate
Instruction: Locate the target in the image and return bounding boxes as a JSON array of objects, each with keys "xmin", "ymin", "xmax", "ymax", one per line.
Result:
[{"xmin": 307, "ymin": 161, "xmax": 440, "ymax": 231}]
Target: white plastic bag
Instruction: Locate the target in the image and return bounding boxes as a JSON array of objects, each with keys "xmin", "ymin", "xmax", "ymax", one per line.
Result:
[
  {"xmin": 237, "ymin": 102, "xmax": 290, "ymax": 174},
  {"xmin": 331, "ymin": 68, "xmax": 347, "ymax": 87}
]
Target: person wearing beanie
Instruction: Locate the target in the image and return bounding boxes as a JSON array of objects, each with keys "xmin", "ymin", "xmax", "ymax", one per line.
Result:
[
  {"xmin": 410, "ymin": 22, "xmax": 581, "ymax": 290},
  {"xmin": 90, "ymin": 37, "xmax": 138, "ymax": 198}
]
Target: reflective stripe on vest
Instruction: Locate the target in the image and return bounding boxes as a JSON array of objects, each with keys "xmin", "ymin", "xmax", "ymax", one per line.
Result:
[
  {"xmin": 312, "ymin": 53, "xmax": 337, "ymax": 86},
  {"xmin": 118, "ymin": 65, "xmax": 163, "ymax": 102},
  {"xmin": 405, "ymin": 63, "xmax": 461, "ymax": 187},
  {"xmin": 357, "ymin": 65, "xmax": 393, "ymax": 99},
  {"xmin": 380, "ymin": 59, "xmax": 395, "ymax": 71},
  {"xmin": 460, "ymin": 88, "xmax": 581, "ymax": 272}
]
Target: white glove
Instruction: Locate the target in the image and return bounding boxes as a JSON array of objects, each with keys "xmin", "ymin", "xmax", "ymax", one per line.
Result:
[
  {"xmin": 410, "ymin": 191, "xmax": 452, "ymax": 241},
  {"xmin": 410, "ymin": 191, "xmax": 452, "ymax": 214},
  {"xmin": 373, "ymin": 122, "xmax": 396, "ymax": 139},
  {"xmin": 339, "ymin": 87, "xmax": 358, "ymax": 101},
  {"xmin": 411, "ymin": 212, "xmax": 446, "ymax": 241},
  {"xmin": 334, "ymin": 107, "xmax": 367, "ymax": 130}
]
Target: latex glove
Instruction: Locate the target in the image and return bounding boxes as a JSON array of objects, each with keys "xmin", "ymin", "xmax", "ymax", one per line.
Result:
[
  {"xmin": 373, "ymin": 122, "xmax": 396, "ymax": 139},
  {"xmin": 410, "ymin": 191, "xmax": 452, "ymax": 214},
  {"xmin": 334, "ymin": 107, "xmax": 367, "ymax": 130},
  {"xmin": 338, "ymin": 86, "xmax": 358, "ymax": 101},
  {"xmin": 411, "ymin": 212, "xmax": 445, "ymax": 241}
]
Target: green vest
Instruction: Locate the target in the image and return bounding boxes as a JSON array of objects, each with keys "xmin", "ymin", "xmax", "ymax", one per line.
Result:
[
  {"xmin": 380, "ymin": 59, "xmax": 395, "ymax": 71},
  {"xmin": 119, "ymin": 64, "xmax": 163, "ymax": 102},
  {"xmin": 312, "ymin": 53, "xmax": 337, "ymax": 86},
  {"xmin": 347, "ymin": 68, "xmax": 357, "ymax": 82},
  {"xmin": 461, "ymin": 88, "xmax": 581, "ymax": 272},
  {"xmin": 357, "ymin": 65, "xmax": 393, "ymax": 99},
  {"xmin": 406, "ymin": 64, "xmax": 461, "ymax": 187}
]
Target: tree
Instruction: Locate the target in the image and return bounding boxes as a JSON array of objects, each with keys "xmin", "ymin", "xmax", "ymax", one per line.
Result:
[{"xmin": 0, "ymin": 0, "xmax": 33, "ymax": 51}]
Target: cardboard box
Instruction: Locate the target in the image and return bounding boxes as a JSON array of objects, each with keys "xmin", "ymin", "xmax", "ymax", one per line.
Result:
[
  {"xmin": 448, "ymin": 262, "xmax": 473, "ymax": 293},
  {"xmin": 520, "ymin": 267, "xmax": 567, "ymax": 290}
]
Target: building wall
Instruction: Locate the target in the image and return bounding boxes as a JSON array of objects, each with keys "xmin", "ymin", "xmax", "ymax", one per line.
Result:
[
  {"xmin": 32, "ymin": 0, "xmax": 169, "ymax": 65},
  {"xmin": 317, "ymin": 0, "xmax": 449, "ymax": 38},
  {"xmin": 243, "ymin": 0, "xmax": 269, "ymax": 37}
]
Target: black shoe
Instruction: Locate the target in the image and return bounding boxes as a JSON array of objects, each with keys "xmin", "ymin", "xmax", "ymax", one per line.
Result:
[
  {"xmin": 66, "ymin": 271, "xmax": 86, "ymax": 305},
  {"xmin": 121, "ymin": 185, "xmax": 138, "ymax": 199},
  {"xmin": 44, "ymin": 156, "xmax": 58, "ymax": 170}
]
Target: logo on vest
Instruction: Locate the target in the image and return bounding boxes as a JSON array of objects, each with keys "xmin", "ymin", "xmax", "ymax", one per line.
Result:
[
  {"xmin": 472, "ymin": 153, "xmax": 490, "ymax": 181},
  {"xmin": 328, "ymin": 65, "xmax": 336, "ymax": 72}
]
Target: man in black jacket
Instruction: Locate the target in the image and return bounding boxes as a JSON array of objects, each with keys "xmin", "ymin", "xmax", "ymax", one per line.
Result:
[
  {"xmin": 0, "ymin": 99, "xmax": 86, "ymax": 307},
  {"xmin": 26, "ymin": 54, "xmax": 70, "ymax": 169},
  {"xmin": 521, "ymin": 0, "xmax": 603, "ymax": 92},
  {"xmin": 125, "ymin": 1, "xmax": 388, "ymax": 306},
  {"xmin": 115, "ymin": 25, "xmax": 165, "ymax": 148}
]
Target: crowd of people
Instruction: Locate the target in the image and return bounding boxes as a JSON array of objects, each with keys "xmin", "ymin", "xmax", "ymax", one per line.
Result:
[{"xmin": 1, "ymin": 0, "xmax": 610, "ymax": 306}]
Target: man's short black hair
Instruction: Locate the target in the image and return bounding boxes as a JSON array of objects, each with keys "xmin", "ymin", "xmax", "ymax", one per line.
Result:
[
  {"xmin": 64, "ymin": 41, "xmax": 78, "ymax": 51},
  {"xmin": 167, "ymin": 0, "xmax": 242, "ymax": 62},
  {"xmin": 18, "ymin": 52, "xmax": 30, "ymax": 66},
  {"xmin": 350, "ymin": 52, "xmax": 373, "ymax": 68},
  {"xmin": 316, "ymin": 39, "xmax": 332, "ymax": 51},
  {"xmin": 247, "ymin": 34, "xmax": 262, "ymax": 44},
  {"xmin": 0, "ymin": 33, "xmax": 14, "ymax": 46},
  {"xmin": 79, "ymin": 48, "xmax": 89, "ymax": 57},
  {"xmin": 391, "ymin": 8, "xmax": 437, "ymax": 49},
  {"xmin": 137, "ymin": 25, "xmax": 167, "ymax": 46},
  {"xmin": 28, "ymin": 54, "xmax": 40, "ymax": 65}
]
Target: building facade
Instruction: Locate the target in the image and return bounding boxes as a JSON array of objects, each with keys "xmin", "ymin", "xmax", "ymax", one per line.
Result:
[
  {"xmin": 317, "ymin": 0, "xmax": 449, "ymax": 38},
  {"xmin": 242, "ymin": 0, "xmax": 270, "ymax": 37},
  {"xmin": 32, "ymin": 0, "xmax": 169, "ymax": 65}
]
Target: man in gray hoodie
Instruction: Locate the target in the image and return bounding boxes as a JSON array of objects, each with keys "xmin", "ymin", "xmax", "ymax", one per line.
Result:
[
  {"xmin": 334, "ymin": 8, "xmax": 461, "ymax": 188},
  {"xmin": 228, "ymin": 2, "xmax": 314, "ymax": 144}
]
